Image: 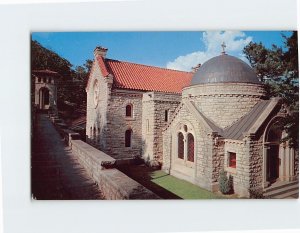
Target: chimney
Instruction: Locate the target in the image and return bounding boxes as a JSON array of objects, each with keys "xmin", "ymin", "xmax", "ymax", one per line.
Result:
[
  {"xmin": 94, "ymin": 46, "xmax": 108, "ymax": 58},
  {"xmin": 192, "ymin": 63, "xmax": 201, "ymax": 73}
]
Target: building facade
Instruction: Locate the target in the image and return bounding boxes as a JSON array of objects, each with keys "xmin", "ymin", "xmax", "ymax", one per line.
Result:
[
  {"xmin": 86, "ymin": 46, "xmax": 298, "ymax": 197},
  {"xmin": 33, "ymin": 70, "xmax": 59, "ymax": 112}
]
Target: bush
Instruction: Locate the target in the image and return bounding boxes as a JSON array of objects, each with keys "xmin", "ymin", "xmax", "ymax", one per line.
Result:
[{"xmin": 219, "ymin": 170, "xmax": 233, "ymax": 194}]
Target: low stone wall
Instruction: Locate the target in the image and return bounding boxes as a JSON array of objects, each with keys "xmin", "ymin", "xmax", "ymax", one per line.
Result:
[{"xmin": 70, "ymin": 140, "xmax": 160, "ymax": 200}]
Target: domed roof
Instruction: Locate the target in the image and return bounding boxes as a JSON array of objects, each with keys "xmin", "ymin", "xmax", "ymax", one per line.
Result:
[{"xmin": 191, "ymin": 54, "xmax": 260, "ymax": 85}]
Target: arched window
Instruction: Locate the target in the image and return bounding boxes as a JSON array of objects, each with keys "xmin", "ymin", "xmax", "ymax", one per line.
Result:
[
  {"xmin": 187, "ymin": 133, "xmax": 194, "ymax": 162},
  {"xmin": 125, "ymin": 129, "xmax": 132, "ymax": 147},
  {"xmin": 178, "ymin": 132, "xmax": 184, "ymax": 159},
  {"xmin": 126, "ymin": 104, "xmax": 133, "ymax": 117}
]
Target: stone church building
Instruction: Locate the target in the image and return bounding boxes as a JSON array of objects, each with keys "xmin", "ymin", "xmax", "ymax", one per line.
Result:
[{"xmin": 86, "ymin": 46, "xmax": 298, "ymax": 197}]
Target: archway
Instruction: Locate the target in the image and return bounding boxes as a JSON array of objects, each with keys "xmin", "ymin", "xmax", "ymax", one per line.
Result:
[
  {"xmin": 265, "ymin": 122, "xmax": 282, "ymax": 183},
  {"xmin": 262, "ymin": 117, "xmax": 296, "ymax": 188},
  {"xmin": 39, "ymin": 87, "xmax": 50, "ymax": 110}
]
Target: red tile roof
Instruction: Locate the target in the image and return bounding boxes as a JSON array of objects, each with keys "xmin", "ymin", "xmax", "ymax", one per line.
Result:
[{"xmin": 94, "ymin": 57, "xmax": 193, "ymax": 94}]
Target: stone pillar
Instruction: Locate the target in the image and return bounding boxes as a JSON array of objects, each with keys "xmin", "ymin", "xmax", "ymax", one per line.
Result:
[
  {"xmin": 183, "ymin": 136, "xmax": 188, "ymax": 162},
  {"xmin": 289, "ymin": 147, "xmax": 295, "ymax": 179},
  {"xmin": 284, "ymin": 144, "xmax": 290, "ymax": 181},
  {"xmin": 263, "ymin": 145, "xmax": 270, "ymax": 188},
  {"xmin": 279, "ymin": 144, "xmax": 285, "ymax": 181}
]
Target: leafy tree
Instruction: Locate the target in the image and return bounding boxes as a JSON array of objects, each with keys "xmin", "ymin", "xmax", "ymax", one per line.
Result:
[
  {"xmin": 31, "ymin": 40, "xmax": 92, "ymax": 119},
  {"xmin": 243, "ymin": 31, "xmax": 298, "ymax": 148}
]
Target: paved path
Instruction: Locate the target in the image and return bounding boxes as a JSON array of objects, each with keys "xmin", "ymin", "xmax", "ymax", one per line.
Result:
[{"xmin": 31, "ymin": 114, "xmax": 104, "ymax": 200}]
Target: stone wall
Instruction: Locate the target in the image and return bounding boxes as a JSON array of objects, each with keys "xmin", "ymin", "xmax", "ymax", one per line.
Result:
[
  {"xmin": 162, "ymin": 102, "xmax": 216, "ymax": 191},
  {"xmin": 71, "ymin": 139, "xmax": 159, "ymax": 199},
  {"xmin": 106, "ymin": 89, "xmax": 144, "ymax": 159},
  {"xmin": 142, "ymin": 92, "xmax": 181, "ymax": 163},
  {"xmin": 223, "ymin": 139, "xmax": 252, "ymax": 197},
  {"xmin": 86, "ymin": 61, "xmax": 113, "ymax": 152},
  {"xmin": 182, "ymin": 83, "xmax": 266, "ymax": 128}
]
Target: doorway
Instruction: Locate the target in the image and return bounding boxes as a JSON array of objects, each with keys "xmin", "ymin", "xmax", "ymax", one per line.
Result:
[
  {"xmin": 267, "ymin": 144, "xmax": 280, "ymax": 183},
  {"xmin": 39, "ymin": 88, "xmax": 50, "ymax": 109}
]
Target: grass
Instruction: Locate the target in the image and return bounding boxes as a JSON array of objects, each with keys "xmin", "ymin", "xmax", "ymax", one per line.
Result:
[
  {"xmin": 149, "ymin": 170, "xmax": 224, "ymax": 199},
  {"xmin": 117, "ymin": 164, "xmax": 227, "ymax": 199}
]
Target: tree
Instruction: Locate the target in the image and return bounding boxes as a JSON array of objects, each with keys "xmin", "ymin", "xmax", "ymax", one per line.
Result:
[{"xmin": 243, "ymin": 31, "xmax": 299, "ymax": 148}]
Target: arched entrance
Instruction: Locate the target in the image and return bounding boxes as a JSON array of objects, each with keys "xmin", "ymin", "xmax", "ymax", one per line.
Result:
[
  {"xmin": 265, "ymin": 122, "xmax": 282, "ymax": 183},
  {"xmin": 263, "ymin": 118, "xmax": 296, "ymax": 188},
  {"xmin": 39, "ymin": 87, "xmax": 50, "ymax": 110}
]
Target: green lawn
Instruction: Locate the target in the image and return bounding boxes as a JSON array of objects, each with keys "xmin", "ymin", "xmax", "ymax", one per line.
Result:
[{"xmin": 149, "ymin": 170, "xmax": 225, "ymax": 199}]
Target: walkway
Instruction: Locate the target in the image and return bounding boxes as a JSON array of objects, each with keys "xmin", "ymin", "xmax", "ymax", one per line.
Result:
[{"xmin": 31, "ymin": 114, "xmax": 104, "ymax": 200}]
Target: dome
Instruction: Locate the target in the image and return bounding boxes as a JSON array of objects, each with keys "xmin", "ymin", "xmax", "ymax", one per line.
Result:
[{"xmin": 191, "ymin": 54, "xmax": 260, "ymax": 85}]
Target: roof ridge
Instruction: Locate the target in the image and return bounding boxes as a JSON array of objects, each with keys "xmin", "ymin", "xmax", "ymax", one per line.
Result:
[{"xmin": 105, "ymin": 58, "xmax": 193, "ymax": 74}]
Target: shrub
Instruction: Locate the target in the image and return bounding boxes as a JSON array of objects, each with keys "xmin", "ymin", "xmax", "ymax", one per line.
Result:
[{"xmin": 219, "ymin": 170, "xmax": 233, "ymax": 194}]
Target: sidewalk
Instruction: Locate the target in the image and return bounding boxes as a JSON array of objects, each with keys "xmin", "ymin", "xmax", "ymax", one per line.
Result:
[{"xmin": 31, "ymin": 114, "xmax": 104, "ymax": 200}]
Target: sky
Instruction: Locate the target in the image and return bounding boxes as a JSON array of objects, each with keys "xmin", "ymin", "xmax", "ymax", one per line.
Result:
[{"xmin": 32, "ymin": 31, "xmax": 293, "ymax": 72}]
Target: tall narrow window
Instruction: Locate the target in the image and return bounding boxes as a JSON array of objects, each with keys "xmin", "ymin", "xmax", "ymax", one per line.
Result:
[
  {"xmin": 93, "ymin": 127, "xmax": 96, "ymax": 142},
  {"xmin": 90, "ymin": 127, "xmax": 92, "ymax": 138},
  {"xmin": 126, "ymin": 104, "xmax": 133, "ymax": 117},
  {"xmin": 146, "ymin": 119, "xmax": 149, "ymax": 132},
  {"xmin": 164, "ymin": 110, "xmax": 169, "ymax": 122},
  {"xmin": 187, "ymin": 133, "xmax": 194, "ymax": 162},
  {"xmin": 178, "ymin": 132, "xmax": 184, "ymax": 159},
  {"xmin": 125, "ymin": 129, "xmax": 132, "ymax": 147},
  {"xmin": 229, "ymin": 152, "xmax": 236, "ymax": 168},
  {"xmin": 98, "ymin": 128, "xmax": 100, "ymax": 143}
]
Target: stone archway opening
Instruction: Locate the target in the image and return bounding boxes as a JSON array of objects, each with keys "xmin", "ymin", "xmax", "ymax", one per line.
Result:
[
  {"xmin": 263, "ymin": 119, "xmax": 296, "ymax": 188},
  {"xmin": 265, "ymin": 122, "xmax": 282, "ymax": 184}
]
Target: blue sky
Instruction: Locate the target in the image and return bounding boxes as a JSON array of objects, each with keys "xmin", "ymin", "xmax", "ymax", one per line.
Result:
[{"xmin": 32, "ymin": 31, "xmax": 292, "ymax": 71}]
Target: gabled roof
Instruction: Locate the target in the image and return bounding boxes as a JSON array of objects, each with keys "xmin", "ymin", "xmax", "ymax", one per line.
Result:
[
  {"xmin": 94, "ymin": 57, "xmax": 193, "ymax": 93},
  {"xmin": 223, "ymin": 99, "xmax": 274, "ymax": 140},
  {"xmin": 166, "ymin": 99, "xmax": 281, "ymax": 141}
]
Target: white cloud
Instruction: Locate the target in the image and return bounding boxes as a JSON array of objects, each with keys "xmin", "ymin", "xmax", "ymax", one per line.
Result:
[{"xmin": 166, "ymin": 31, "xmax": 253, "ymax": 71}]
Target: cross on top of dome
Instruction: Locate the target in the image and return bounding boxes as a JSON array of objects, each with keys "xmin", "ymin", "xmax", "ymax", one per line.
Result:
[{"xmin": 221, "ymin": 42, "xmax": 226, "ymax": 54}]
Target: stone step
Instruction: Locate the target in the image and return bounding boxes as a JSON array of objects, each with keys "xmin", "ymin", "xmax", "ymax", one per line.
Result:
[
  {"xmin": 264, "ymin": 183, "xmax": 299, "ymax": 198},
  {"xmin": 264, "ymin": 180, "xmax": 299, "ymax": 193},
  {"xmin": 276, "ymin": 189, "xmax": 299, "ymax": 199}
]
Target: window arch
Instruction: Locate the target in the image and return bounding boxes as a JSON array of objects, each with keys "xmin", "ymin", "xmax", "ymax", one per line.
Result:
[
  {"xmin": 187, "ymin": 133, "xmax": 194, "ymax": 162},
  {"xmin": 175, "ymin": 123, "xmax": 195, "ymax": 164},
  {"xmin": 178, "ymin": 132, "xmax": 184, "ymax": 159},
  {"xmin": 126, "ymin": 104, "xmax": 133, "ymax": 117},
  {"xmin": 125, "ymin": 129, "xmax": 132, "ymax": 147}
]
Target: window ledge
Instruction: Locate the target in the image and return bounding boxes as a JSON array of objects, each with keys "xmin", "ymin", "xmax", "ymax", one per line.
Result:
[
  {"xmin": 125, "ymin": 117, "xmax": 135, "ymax": 121},
  {"xmin": 226, "ymin": 167, "xmax": 237, "ymax": 174}
]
